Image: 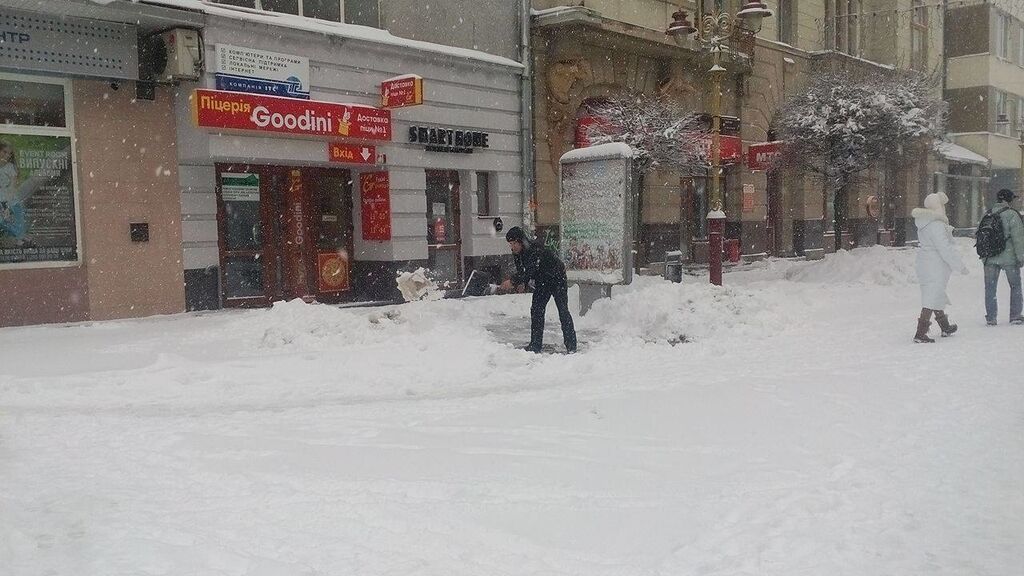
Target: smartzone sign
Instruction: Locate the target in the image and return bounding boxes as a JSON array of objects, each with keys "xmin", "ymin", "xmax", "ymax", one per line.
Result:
[{"xmin": 192, "ymin": 89, "xmax": 391, "ymax": 140}]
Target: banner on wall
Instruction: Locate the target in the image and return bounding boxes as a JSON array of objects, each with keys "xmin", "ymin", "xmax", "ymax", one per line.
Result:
[
  {"xmin": 192, "ymin": 89, "xmax": 392, "ymax": 140},
  {"xmin": 360, "ymin": 172, "xmax": 391, "ymax": 241},
  {"xmin": 0, "ymin": 134, "xmax": 77, "ymax": 264},
  {"xmin": 214, "ymin": 44, "xmax": 310, "ymax": 99}
]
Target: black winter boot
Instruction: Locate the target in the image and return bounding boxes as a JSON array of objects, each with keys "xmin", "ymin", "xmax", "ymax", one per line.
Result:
[
  {"xmin": 914, "ymin": 309, "xmax": 934, "ymax": 343},
  {"xmin": 934, "ymin": 311, "xmax": 958, "ymax": 337}
]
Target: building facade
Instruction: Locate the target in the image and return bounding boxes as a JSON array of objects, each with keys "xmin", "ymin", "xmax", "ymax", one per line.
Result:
[
  {"xmin": 945, "ymin": 0, "xmax": 1021, "ymax": 213},
  {"xmin": 0, "ymin": 0, "xmax": 528, "ymax": 325},
  {"xmin": 530, "ymin": 0, "xmax": 948, "ymax": 266},
  {"xmin": 153, "ymin": 1, "xmax": 526, "ymax": 310},
  {"xmin": 0, "ymin": 0, "xmax": 200, "ymax": 327}
]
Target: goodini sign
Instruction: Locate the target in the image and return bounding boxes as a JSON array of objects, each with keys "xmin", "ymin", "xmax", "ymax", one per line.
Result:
[{"xmin": 192, "ymin": 89, "xmax": 391, "ymax": 140}]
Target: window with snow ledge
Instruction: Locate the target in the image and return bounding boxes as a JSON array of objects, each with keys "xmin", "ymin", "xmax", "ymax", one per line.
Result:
[
  {"xmin": 777, "ymin": 0, "xmax": 795, "ymax": 45},
  {"xmin": 0, "ymin": 73, "xmax": 81, "ymax": 269},
  {"xmin": 997, "ymin": 13, "xmax": 1011, "ymax": 60},
  {"xmin": 210, "ymin": 0, "xmax": 379, "ymax": 27}
]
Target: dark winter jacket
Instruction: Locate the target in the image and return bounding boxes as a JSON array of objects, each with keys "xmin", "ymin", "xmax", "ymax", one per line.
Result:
[{"xmin": 512, "ymin": 239, "xmax": 568, "ymax": 289}]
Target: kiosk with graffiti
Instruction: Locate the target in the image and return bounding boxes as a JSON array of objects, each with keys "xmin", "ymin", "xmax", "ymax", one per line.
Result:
[{"xmin": 558, "ymin": 142, "xmax": 634, "ymax": 286}]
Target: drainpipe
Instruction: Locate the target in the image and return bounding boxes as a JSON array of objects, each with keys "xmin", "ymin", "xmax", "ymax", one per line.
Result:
[{"xmin": 519, "ymin": 0, "xmax": 535, "ymax": 234}]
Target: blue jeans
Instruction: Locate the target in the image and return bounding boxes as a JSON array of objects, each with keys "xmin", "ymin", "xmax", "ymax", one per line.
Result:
[{"xmin": 984, "ymin": 264, "xmax": 1023, "ymax": 322}]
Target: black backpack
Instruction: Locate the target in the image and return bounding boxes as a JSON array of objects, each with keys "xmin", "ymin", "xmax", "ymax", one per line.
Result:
[{"xmin": 975, "ymin": 207, "xmax": 1009, "ymax": 258}]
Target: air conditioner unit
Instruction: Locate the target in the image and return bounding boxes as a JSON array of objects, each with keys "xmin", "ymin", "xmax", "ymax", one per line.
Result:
[{"xmin": 156, "ymin": 28, "xmax": 202, "ymax": 82}]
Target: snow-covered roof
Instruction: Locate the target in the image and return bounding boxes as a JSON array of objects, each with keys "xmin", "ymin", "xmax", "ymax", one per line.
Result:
[
  {"xmin": 935, "ymin": 141, "xmax": 990, "ymax": 166},
  {"xmin": 128, "ymin": 0, "xmax": 524, "ymax": 69},
  {"xmin": 560, "ymin": 142, "xmax": 635, "ymax": 163}
]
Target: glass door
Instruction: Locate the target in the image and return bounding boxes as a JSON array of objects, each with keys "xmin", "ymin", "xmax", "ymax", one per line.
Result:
[
  {"xmin": 425, "ymin": 169, "xmax": 462, "ymax": 287},
  {"xmin": 308, "ymin": 168, "xmax": 354, "ymax": 300},
  {"xmin": 216, "ymin": 164, "xmax": 288, "ymax": 306}
]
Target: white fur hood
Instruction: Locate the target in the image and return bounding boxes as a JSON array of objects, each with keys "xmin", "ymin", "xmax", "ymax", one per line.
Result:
[{"xmin": 912, "ymin": 207, "xmax": 949, "ymax": 229}]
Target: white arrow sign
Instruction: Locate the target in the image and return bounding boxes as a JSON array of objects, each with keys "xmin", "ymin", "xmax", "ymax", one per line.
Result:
[{"xmin": 361, "ymin": 147, "xmax": 372, "ymax": 161}]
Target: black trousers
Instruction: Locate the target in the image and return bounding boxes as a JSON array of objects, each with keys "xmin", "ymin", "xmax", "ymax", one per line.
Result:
[{"xmin": 530, "ymin": 283, "xmax": 577, "ymax": 349}]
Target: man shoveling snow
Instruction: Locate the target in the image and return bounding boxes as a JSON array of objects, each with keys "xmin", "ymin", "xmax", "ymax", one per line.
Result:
[{"xmin": 500, "ymin": 226, "xmax": 577, "ymax": 353}]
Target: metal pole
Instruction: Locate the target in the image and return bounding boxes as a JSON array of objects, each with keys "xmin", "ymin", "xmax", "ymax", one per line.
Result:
[
  {"xmin": 708, "ymin": 46, "xmax": 725, "ymax": 286},
  {"xmin": 519, "ymin": 0, "xmax": 535, "ymax": 234},
  {"xmin": 1019, "ymin": 135, "xmax": 1024, "ymax": 200}
]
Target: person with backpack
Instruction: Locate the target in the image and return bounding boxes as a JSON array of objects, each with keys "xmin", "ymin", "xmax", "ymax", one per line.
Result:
[
  {"xmin": 913, "ymin": 192, "xmax": 969, "ymax": 343},
  {"xmin": 976, "ymin": 188, "xmax": 1024, "ymax": 325},
  {"xmin": 500, "ymin": 226, "xmax": 577, "ymax": 353}
]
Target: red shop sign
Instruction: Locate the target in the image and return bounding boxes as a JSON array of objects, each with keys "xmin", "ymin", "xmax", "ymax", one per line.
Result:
[
  {"xmin": 747, "ymin": 140, "xmax": 785, "ymax": 171},
  {"xmin": 705, "ymin": 135, "xmax": 743, "ymax": 164},
  {"xmin": 381, "ymin": 74, "xmax": 424, "ymax": 108},
  {"xmin": 360, "ymin": 172, "xmax": 391, "ymax": 241},
  {"xmin": 329, "ymin": 142, "xmax": 378, "ymax": 165},
  {"xmin": 192, "ymin": 89, "xmax": 391, "ymax": 141}
]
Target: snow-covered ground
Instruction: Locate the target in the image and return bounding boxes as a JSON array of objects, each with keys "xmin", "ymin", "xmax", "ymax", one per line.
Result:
[{"xmin": 2, "ymin": 242, "xmax": 1022, "ymax": 576}]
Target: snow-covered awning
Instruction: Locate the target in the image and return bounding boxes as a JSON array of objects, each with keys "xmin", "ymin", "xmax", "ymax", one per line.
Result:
[{"xmin": 935, "ymin": 141, "xmax": 990, "ymax": 167}]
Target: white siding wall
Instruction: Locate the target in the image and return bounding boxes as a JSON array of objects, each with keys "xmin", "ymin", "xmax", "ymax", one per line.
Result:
[{"xmin": 176, "ymin": 15, "xmax": 524, "ymax": 270}]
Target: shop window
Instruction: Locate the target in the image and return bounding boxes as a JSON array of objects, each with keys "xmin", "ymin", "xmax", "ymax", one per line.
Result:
[
  {"xmin": 1019, "ymin": 25, "xmax": 1024, "ymax": 65},
  {"xmin": 0, "ymin": 74, "xmax": 79, "ymax": 268},
  {"xmin": 910, "ymin": 0, "xmax": 928, "ymax": 71},
  {"xmin": 777, "ymin": 0, "xmax": 794, "ymax": 45},
  {"xmin": 997, "ymin": 13, "xmax": 1012, "ymax": 60},
  {"xmin": 210, "ymin": 0, "xmax": 378, "ymax": 25},
  {"xmin": 476, "ymin": 172, "xmax": 497, "ymax": 216},
  {"xmin": 0, "ymin": 81, "xmax": 67, "ymax": 128},
  {"xmin": 306, "ymin": 0, "xmax": 343, "ymax": 22},
  {"xmin": 261, "ymin": 0, "xmax": 300, "ymax": 15},
  {"xmin": 995, "ymin": 90, "xmax": 1010, "ymax": 135},
  {"xmin": 345, "ymin": 0, "xmax": 380, "ymax": 27},
  {"xmin": 832, "ymin": 0, "xmax": 861, "ymax": 56}
]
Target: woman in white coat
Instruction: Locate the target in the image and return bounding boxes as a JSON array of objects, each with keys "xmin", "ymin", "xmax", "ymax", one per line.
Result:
[{"xmin": 912, "ymin": 192, "xmax": 969, "ymax": 343}]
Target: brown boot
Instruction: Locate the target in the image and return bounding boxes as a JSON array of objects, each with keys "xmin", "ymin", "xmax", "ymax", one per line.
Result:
[
  {"xmin": 914, "ymin": 308, "xmax": 934, "ymax": 343},
  {"xmin": 934, "ymin": 310, "xmax": 957, "ymax": 337}
]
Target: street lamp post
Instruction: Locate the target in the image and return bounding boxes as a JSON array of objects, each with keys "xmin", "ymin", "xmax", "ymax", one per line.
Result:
[{"xmin": 667, "ymin": 2, "xmax": 771, "ymax": 286}]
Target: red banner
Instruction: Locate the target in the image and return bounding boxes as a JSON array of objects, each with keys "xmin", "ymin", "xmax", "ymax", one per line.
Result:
[
  {"xmin": 329, "ymin": 142, "xmax": 378, "ymax": 165},
  {"xmin": 747, "ymin": 140, "xmax": 785, "ymax": 171},
  {"xmin": 284, "ymin": 169, "xmax": 312, "ymax": 299},
  {"xmin": 701, "ymin": 135, "xmax": 743, "ymax": 164},
  {"xmin": 575, "ymin": 115, "xmax": 615, "ymax": 148},
  {"xmin": 381, "ymin": 75, "xmax": 423, "ymax": 108},
  {"xmin": 193, "ymin": 89, "xmax": 391, "ymax": 140},
  {"xmin": 360, "ymin": 172, "xmax": 391, "ymax": 241}
]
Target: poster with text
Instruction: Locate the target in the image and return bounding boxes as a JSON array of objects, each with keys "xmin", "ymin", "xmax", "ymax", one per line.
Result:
[
  {"xmin": 0, "ymin": 134, "xmax": 77, "ymax": 264},
  {"xmin": 360, "ymin": 172, "xmax": 391, "ymax": 241}
]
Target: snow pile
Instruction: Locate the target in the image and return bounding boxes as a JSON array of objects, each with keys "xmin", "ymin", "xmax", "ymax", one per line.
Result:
[
  {"xmin": 397, "ymin": 268, "xmax": 445, "ymax": 302},
  {"xmin": 783, "ymin": 245, "xmax": 919, "ymax": 286},
  {"xmin": 223, "ymin": 298, "xmax": 396, "ymax": 350},
  {"xmin": 580, "ymin": 276, "xmax": 778, "ymax": 345}
]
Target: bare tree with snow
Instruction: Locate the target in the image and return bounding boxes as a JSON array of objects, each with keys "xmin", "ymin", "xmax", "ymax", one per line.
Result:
[
  {"xmin": 776, "ymin": 70, "xmax": 946, "ymax": 249},
  {"xmin": 583, "ymin": 93, "xmax": 708, "ymax": 175}
]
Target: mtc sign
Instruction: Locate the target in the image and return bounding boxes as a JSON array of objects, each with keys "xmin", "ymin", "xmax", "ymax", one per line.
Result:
[
  {"xmin": 747, "ymin": 141, "xmax": 785, "ymax": 171},
  {"xmin": 192, "ymin": 89, "xmax": 391, "ymax": 140}
]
